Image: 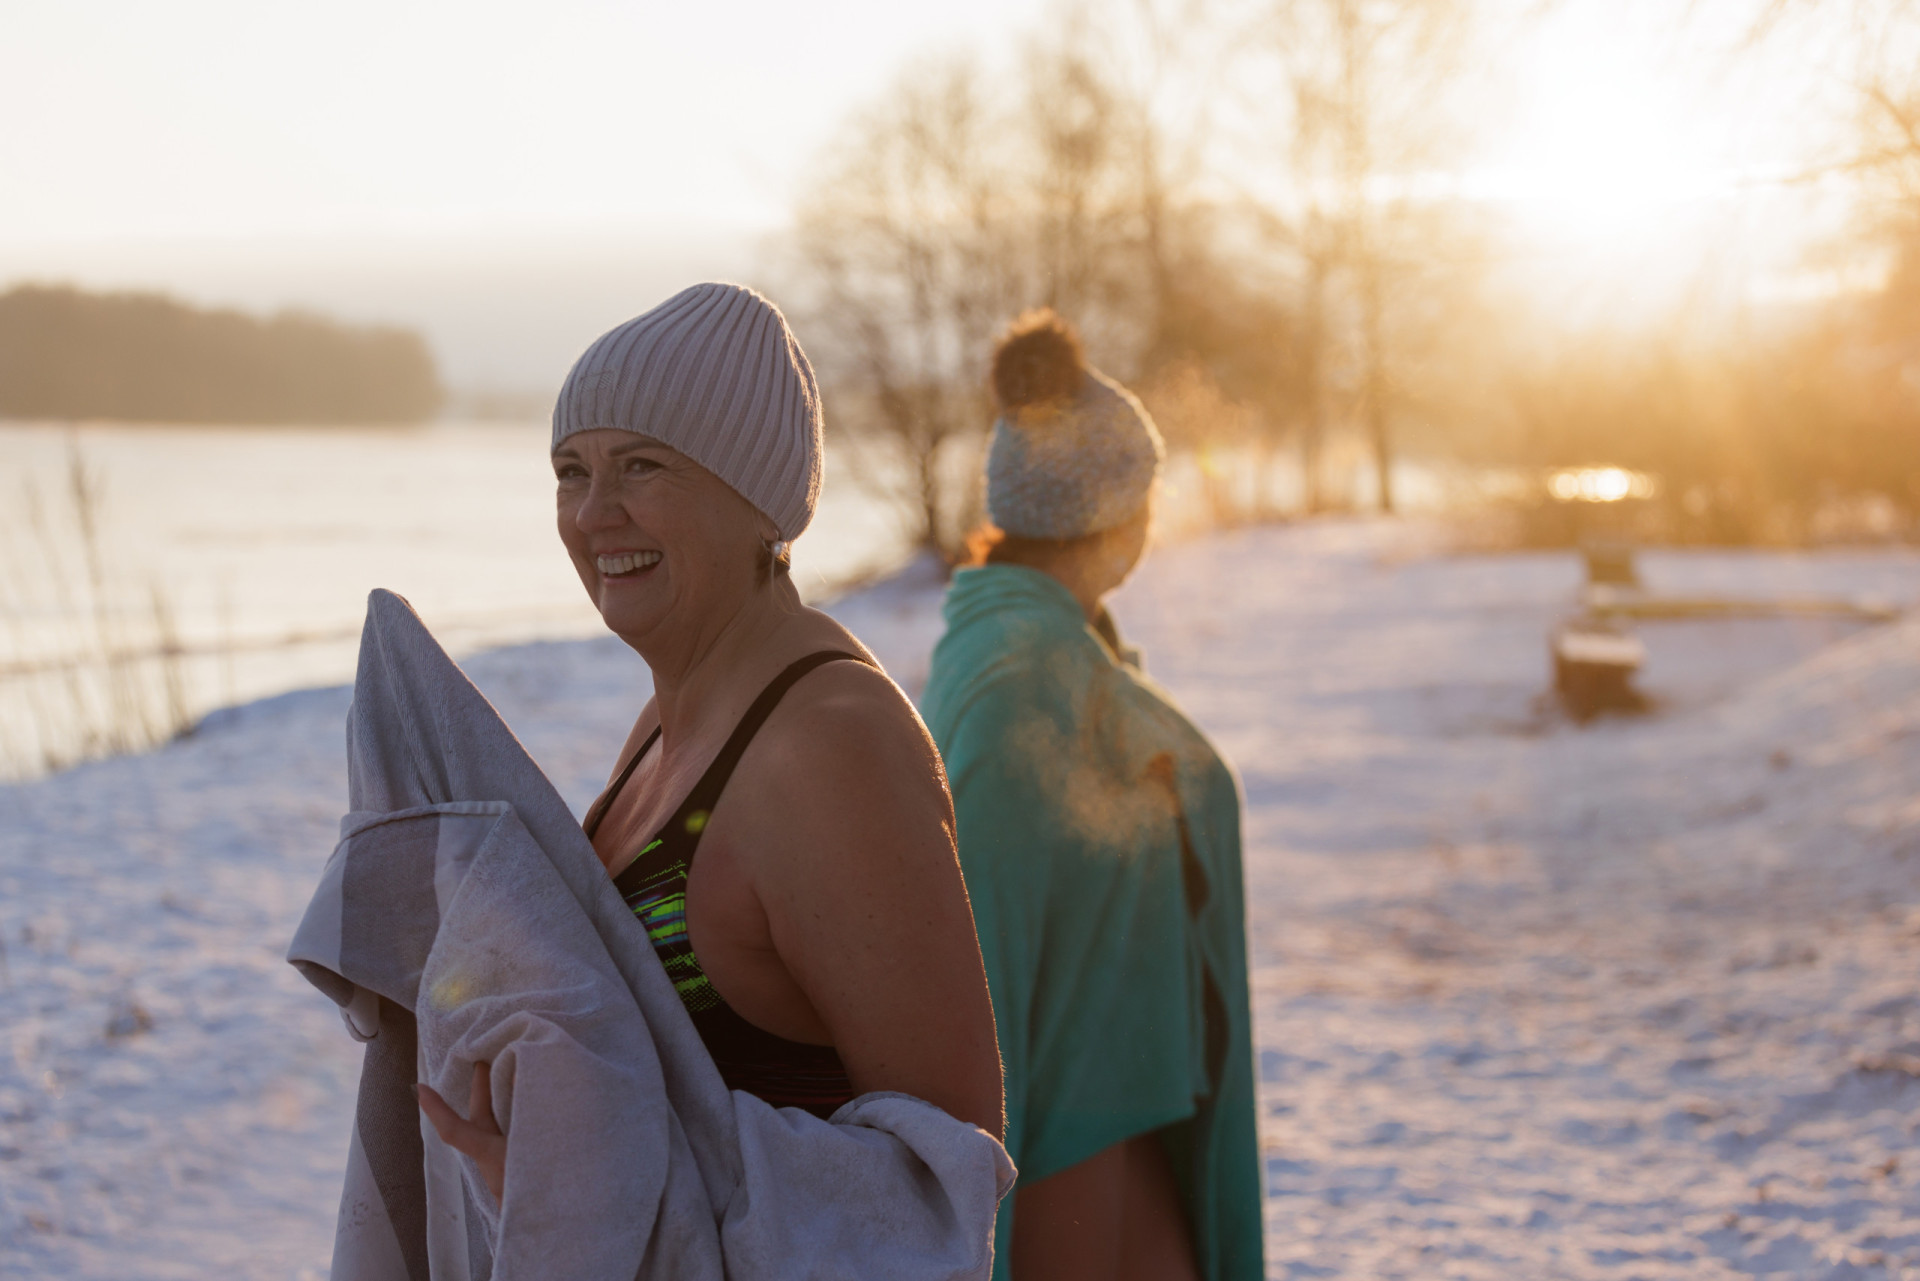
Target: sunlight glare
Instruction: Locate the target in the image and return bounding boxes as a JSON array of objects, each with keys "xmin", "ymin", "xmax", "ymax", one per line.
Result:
[
  {"xmin": 1549, "ymin": 467, "xmax": 1655, "ymax": 503},
  {"xmin": 1474, "ymin": 9, "xmax": 1730, "ymax": 247}
]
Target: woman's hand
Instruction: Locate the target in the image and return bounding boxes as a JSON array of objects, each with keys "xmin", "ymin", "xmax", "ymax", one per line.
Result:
[{"xmin": 416, "ymin": 1062, "xmax": 506, "ymax": 1202}]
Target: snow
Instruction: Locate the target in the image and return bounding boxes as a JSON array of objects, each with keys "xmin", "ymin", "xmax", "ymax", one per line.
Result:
[{"xmin": 5, "ymin": 520, "xmax": 1920, "ymax": 1279}]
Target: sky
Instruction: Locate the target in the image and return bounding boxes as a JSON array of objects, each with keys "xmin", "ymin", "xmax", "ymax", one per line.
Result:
[
  {"xmin": 0, "ymin": 0, "xmax": 1038, "ymax": 389},
  {"xmin": 1, "ymin": 0, "xmax": 1044, "ymax": 241},
  {"xmin": 1453, "ymin": 0, "xmax": 1869, "ymax": 332},
  {"xmin": 0, "ymin": 0, "xmax": 1887, "ymax": 392}
]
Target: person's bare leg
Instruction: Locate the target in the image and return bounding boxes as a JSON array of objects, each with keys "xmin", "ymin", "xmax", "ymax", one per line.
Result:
[
  {"xmin": 1117, "ymin": 1132, "xmax": 1199, "ymax": 1281},
  {"xmin": 1011, "ymin": 1142, "xmax": 1126, "ymax": 1281},
  {"xmin": 1011, "ymin": 1132, "xmax": 1198, "ymax": 1281}
]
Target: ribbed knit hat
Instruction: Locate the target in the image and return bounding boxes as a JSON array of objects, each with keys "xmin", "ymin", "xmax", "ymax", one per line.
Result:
[
  {"xmin": 986, "ymin": 370, "xmax": 1164, "ymax": 540},
  {"xmin": 551, "ymin": 283, "xmax": 824, "ymax": 539}
]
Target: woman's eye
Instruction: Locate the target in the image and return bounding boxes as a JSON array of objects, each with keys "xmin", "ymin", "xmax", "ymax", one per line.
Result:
[{"xmin": 624, "ymin": 457, "xmax": 661, "ymax": 477}]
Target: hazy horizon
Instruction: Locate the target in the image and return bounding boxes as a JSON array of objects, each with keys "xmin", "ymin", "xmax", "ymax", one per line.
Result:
[{"xmin": 4, "ymin": 0, "xmax": 1895, "ymax": 399}]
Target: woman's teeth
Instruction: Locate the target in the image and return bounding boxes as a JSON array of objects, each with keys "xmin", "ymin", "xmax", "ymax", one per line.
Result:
[{"xmin": 596, "ymin": 550, "xmax": 662, "ymax": 575}]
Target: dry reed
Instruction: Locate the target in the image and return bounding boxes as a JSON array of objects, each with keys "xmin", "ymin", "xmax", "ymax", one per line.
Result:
[{"xmin": 0, "ymin": 437, "xmax": 195, "ymax": 776}]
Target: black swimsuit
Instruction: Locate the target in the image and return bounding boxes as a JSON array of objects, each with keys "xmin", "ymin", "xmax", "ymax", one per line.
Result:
[{"xmin": 583, "ymin": 650, "xmax": 863, "ymax": 1119}]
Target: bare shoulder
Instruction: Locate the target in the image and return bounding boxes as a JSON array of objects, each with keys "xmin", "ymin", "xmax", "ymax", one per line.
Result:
[
  {"xmin": 716, "ymin": 642, "xmax": 960, "ymax": 909},
  {"xmin": 754, "ymin": 655, "xmax": 951, "ymax": 812}
]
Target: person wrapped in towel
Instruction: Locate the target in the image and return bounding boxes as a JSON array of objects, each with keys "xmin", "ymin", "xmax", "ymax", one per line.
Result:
[{"xmin": 921, "ymin": 309, "xmax": 1264, "ymax": 1281}]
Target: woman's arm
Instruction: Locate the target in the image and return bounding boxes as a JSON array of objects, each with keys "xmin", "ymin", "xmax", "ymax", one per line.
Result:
[{"xmin": 739, "ymin": 665, "xmax": 1006, "ymax": 1139}]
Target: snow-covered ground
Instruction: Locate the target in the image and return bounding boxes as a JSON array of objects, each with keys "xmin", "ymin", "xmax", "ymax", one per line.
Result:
[{"xmin": 4, "ymin": 521, "xmax": 1920, "ymax": 1279}]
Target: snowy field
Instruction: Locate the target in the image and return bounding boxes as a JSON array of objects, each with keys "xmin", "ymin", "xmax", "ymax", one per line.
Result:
[{"xmin": 4, "ymin": 520, "xmax": 1920, "ymax": 1279}]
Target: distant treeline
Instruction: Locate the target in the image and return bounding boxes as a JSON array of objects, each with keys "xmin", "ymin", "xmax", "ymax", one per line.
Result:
[{"xmin": 0, "ymin": 284, "xmax": 443, "ymax": 424}]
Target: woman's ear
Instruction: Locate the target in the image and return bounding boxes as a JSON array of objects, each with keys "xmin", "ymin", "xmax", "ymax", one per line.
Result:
[{"xmin": 757, "ymin": 518, "xmax": 792, "ymax": 559}]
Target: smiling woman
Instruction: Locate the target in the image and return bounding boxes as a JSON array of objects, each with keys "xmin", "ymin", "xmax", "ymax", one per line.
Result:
[
  {"xmin": 551, "ymin": 432, "xmax": 781, "ymax": 647},
  {"xmin": 416, "ymin": 281, "xmax": 1005, "ymax": 1204}
]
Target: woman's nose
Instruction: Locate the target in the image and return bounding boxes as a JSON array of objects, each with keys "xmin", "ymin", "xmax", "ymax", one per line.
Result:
[{"xmin": 574, "ymin": 472, "xmax": 627, "ymax": 530}]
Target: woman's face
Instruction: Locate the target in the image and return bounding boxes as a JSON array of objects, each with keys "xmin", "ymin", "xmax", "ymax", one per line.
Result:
[
  {"xmin": 553, "ymin": 428, "xmax": 772, "ymax": 645},
  {"xmin": 1109, "ymin": 498, "xmax": 1152, "ymax": 584},
  {"xmin": 1086, "ymin": 496, "xmax": 1153, "ymax": 601}
]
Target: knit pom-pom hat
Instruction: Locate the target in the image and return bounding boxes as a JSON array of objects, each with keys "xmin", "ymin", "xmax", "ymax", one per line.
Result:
[
  {"xmin": 551, "ymin": 283, "xmax": 824, "ymax": 540},
  {"xmin": 984, "ymin": 311, "xmax": 1163, "ymax": 540}
]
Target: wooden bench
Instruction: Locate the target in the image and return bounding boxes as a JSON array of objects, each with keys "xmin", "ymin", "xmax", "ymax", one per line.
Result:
[{"xmin": 1552, "ymin": 621, "xmax": 1647, "ymax": 720}]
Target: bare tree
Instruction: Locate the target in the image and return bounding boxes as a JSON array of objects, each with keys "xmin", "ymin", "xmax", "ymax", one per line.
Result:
[
  {"xmin": 1028, "ymin": 1, "xmax": 1247, "ymax": 369},
  {"xmin": 788, "ymin": 59, "xmax": 1033, "ymax": 551},
  {"xmin": 1730, "ymin": 1, "xmax": 1920, "ymax": 206},
  {"xmin": 1024, "ymin": 1, "xmax": 1323, "ymax": 511},
  {"xmin": 1251, "ymin": 0, "xmax": 1474, "ymax": 512},
  {"xmin": 1025, "ymin": 39, "xmax": 1131, "ymax": 321},
  {"xmin": 787, "ymin": 1, "xmax": 1313, "ymax": 544},
  {"xmin": 1849, "ymin": 5, "xmax": 1920, "ymax": 209},
  {"xmin": 786, "ymin": 15, "xmax": 1204, "ymax": 550}
]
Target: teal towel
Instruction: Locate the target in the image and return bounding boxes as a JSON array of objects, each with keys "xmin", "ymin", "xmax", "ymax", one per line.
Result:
[{"xmin": 922, "ymin": 565, "xmax": 1265, "ymax": 1281}]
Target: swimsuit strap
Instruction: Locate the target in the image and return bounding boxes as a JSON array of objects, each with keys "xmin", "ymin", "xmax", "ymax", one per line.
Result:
[
  {"xmin": 583, "ymin": 649, "xmax": 868, "ymax": 840},
  {"xmin": 582, "ymin": 725, "xmax": 660, "ymax": 839},
  {"xmin": 668, "ymin": 648, "xmax": 868, "ymax": 831}
]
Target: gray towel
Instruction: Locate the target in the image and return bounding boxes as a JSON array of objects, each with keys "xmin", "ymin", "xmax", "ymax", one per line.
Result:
[{"xmin": 288, "ymin": 589, "xmax": 1013, "ymax": 1281}]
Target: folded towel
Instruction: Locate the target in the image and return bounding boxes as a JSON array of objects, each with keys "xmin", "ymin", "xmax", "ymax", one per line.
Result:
[{"xmin": 289, "ymin": 589, "xmax": 1013, "ymax": 1281}]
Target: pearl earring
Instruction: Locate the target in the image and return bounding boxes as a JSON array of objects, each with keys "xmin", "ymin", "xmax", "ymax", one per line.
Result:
[{"xmin": 768, "ymin": 539, "xmax": 791, "ymax": 561}]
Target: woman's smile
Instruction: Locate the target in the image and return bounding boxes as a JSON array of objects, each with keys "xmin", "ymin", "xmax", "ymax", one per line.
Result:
[{"xmin": 596, "ymin": 549, "xmax": 663, "ymax": 580}]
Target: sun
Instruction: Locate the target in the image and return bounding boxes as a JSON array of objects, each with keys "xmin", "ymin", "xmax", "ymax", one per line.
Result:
[{"xmin": 1469, "ymin": 5, "xmax": 1736, "ymax": 248}]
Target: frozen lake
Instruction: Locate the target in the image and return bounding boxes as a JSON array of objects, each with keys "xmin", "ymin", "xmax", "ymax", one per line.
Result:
[{"xmin": 0, "ymin": 418, "xmax": 908, "ymax": 774}]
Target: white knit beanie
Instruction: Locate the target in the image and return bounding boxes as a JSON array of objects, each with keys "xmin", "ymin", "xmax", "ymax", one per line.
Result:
[{"xmin": 551, "ymin": 283, "xmax": 824, "ymax": 540}]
